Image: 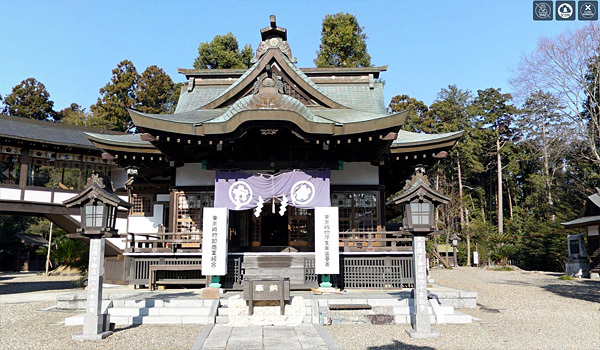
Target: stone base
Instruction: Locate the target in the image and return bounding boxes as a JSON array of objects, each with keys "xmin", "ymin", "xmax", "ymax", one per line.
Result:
[
  {"xmin": 72, "ymin": 331, "xmax": 113, "ymax": 341},
  {"xmin": 200, "ymin": 287, "xmax": 221, "ymax": 299},
  {"xmin": 406, "ymin": 329, "xmax": 441, "ymax": 339}
]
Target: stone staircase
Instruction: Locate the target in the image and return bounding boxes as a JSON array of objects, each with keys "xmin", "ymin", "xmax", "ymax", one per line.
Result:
[
  {"xmin": 318, "ymin": 298, "xmax": 472, "ymax": 325},
  {"xmin": 64, "ymin": 298, "xmax": 218, "ymax": 326},
  {"xmin": 62, "ymin": 292, "xmax": 473, "ymax": 327}
]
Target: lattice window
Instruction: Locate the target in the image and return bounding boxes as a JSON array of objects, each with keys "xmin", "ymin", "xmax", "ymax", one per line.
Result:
[
  {"xmin": 130, "ymin": 194, "xmax": 153, "ymax": 216},
  {"xmin": 331, "ymin": 192, "xmax": 379, "ymax": 232},
  {"xmin": 176, "ymin": 192, "xmax": 214, "ymax": 233},
  {"xmin": 250, "ymin": 216, "xmax": 261, "ymax": 246},
  {"xmin": 290, "ymin": 207, "xmax": 312, "ymax": 244}
]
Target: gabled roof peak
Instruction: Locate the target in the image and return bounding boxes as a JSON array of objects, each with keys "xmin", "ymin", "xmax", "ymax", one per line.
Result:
[
  {"xmin": 252, "ymin": 16, "xmax": 297, "ymax": 64},
  {"xmin": 261, "ymin": 15, "xmax": 287, "ymax": 41}
]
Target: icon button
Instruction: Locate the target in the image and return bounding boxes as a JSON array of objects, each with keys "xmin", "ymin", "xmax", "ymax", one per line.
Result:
[
  {"xmin": 534, "ymin": 1, "xmax": 554, "ymax": 20},
  {"xmin": 557, "ymin": 1, "xmax": 576, "ymax": 20},
  {"xmin": 579, "ymin": 1, "xmax": 599, "ymax": 20}
]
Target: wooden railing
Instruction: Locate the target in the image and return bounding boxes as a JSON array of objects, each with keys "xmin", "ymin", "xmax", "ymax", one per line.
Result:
[
  {"xmin": 338, "ymin": 231, "xmax": 412, "ymax": 252},
  {"xmin": 126, "ymin": 229, "xmax": 413, "ymax": 254},
  {"xmin": 125, "ymin": 230, "xmax": 202, "ymax": 253}
]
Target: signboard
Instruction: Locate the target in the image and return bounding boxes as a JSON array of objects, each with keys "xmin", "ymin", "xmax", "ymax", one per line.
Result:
[
  {"xmin": 201, "ymin": 207, "xmax": 229, "ymax": 276},
  {"xmin": 315, "ymin": 207, "xmax": 339, "ymax": 274}
]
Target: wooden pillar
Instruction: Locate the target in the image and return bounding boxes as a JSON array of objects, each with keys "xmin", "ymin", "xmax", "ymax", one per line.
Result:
[
  {"xmin": 588, "ymin": 235, "xmax": 600, "ymax": 274},
  {"xmin": 19, "ymin": 149, "xmax": 29, "ymax": 189}
]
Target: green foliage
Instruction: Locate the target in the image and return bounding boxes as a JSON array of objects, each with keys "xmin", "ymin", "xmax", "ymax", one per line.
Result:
[
  {"xmin": 136, "ymin": 65, "xmax": 177, "ymax": 114},
  {"xmin": 494, "ymin": 266, "xmax": 514, "ymax": 271},
  {"xmin": 558, "ymin": 275, "xmax": 574, "ymax": 280},
  {"xmin": 3, "ymin": 78, "xmax": 58, "ymax": 121},
  {"xmin": 36, "ymin": 235, "xmax": 88, "ymax": 269},
  {"xmin": 388, "ymin": 94, "xmax": 431, "ymax": 132},
  {"xmin": 314, "ymin": 13, "xmax": 372, "ymax": 68},
  {"xmin": 90, "ymin": 60, "xmax": 139, "ymax": 131},
  {"xmin": 90, "ymin": 60, "xmax": 181, "ymax": 130},
  {"xmin": 193, "ymin": 33, "xmax": 253, "ymax": 69}
]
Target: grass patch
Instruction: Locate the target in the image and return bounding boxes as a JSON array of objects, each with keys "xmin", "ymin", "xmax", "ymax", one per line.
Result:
[
  {"xmin": 558, "ymin": 275, "xmax": 574, "ymax": 281},
  {"xmin": 494, "ymin": 266, "xmax": 514, "ymax": 271}
]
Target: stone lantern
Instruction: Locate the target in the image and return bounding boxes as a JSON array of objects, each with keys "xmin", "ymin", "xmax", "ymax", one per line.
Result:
[
  {"xmin": 450, "ymin": 232, "xmax": 461, "ymax": 267},
  {"xmin": 63, "ymin": 173, "xmax": 131, "ymax": 340},
  {"xmin": 388, "ymin": 166, "xmax": 449, "ymax": 339}
]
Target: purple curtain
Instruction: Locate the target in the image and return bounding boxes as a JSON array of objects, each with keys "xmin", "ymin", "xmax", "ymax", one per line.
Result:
[{"xmin": 214, "ymin": 170, "xmax": 330, "ymax": 211}]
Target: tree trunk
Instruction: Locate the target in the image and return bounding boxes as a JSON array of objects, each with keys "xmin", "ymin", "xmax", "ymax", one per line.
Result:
[
  {"xmin": 507, "ymin": 180, "xmax": 513, "ymax": 219},
  {"xmin": 541, "ymin": 120, "xmax": 555, "ymax": 221},
  {"xmin": 457, "ymin": 151, "xmax": 470, "ymax": 266},
  {"xmin": 466, "ymin": 208, "xmax": 471, "ymax": 267},
  {"xmin": 497, "ymin": 135, "xmax": 503, "ymax": 234}
]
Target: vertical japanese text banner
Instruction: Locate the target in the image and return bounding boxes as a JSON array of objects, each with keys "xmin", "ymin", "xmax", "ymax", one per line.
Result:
[
  {"xmin": 315, "ymin": 207, "xmax": 339, "ymax": 275},
  {"xmin": 201, "ymin": 207, "xmax": 229, "ymax": 276}
]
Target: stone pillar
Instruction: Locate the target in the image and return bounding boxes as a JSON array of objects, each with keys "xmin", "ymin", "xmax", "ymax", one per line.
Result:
[
  {"xmin": 73, "ymin": 238, "xmax": 111, "ymax": 340},
  {"xmin": 406, "ymin": 235, "xmax": 440, "ymax": 339}
]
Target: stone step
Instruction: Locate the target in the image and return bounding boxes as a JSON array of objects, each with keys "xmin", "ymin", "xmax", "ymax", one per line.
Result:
[
  {"xmin": 215, "ymin": 315, "xmax": 230, "ymax": 324},
  {"xmin": 65, "ymin": 313, "xmax": 213, "ymax": 326},
  {"xmin": 391, "ymin": 305, "xmax": 454, "ymax": 315},
  {"xmin": 111, "ymin": 299, "xmax": 212, "ymax": 308},
  {"xmin": 442, "ymin": 311, "xmax": 472, "ymax": 324},
  {"xmin": 318, "ymin": 298, "xmax": 410, "ymax": 307},
  {"xmin": 108, "ymin": 306, "xmax": 211, "ymax": 317}
]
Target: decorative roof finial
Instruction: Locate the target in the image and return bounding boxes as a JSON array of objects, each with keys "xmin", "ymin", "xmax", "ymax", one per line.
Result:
[{"xmin": 252, "ymin": 15, "xmax": 297, "ymax": 64}]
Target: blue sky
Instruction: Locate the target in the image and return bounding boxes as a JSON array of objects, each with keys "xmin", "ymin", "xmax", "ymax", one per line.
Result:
[{"xmin": 0, "ymin": 0, "xmax": 589, "ymax": 112}]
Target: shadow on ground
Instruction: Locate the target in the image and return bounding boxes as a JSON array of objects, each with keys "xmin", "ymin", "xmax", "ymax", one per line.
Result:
[
  {"xmin": 542, "ymin": 279, "xmax": 600, "ymax": 303},
  {"xmin": 367, "ymin": 340, "xmax": 436, "ymax": 350},
  {"xmin": 492, "ymin": 277, "xmax": 600, "ymax": 303},
  {"xmin": 0, "ymin": 280, "xmax": 79, "ymax": 295}
]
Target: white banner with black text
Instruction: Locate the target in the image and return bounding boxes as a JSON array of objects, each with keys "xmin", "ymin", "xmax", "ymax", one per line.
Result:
[
  {"xmin": 314, "ymin": 207, "xmax": 340, "ymax": 275},
  {"xmin": 201, "ymin": 207, "xmax": 229, "ymax": 276}
]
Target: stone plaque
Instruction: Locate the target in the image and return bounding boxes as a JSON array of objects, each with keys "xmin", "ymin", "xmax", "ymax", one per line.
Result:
[{"xmin": 366, "ymin": 314, "xmax": 395, "ymax": 325}]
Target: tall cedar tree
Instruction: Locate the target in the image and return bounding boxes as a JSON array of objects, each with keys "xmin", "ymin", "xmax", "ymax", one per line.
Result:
[
  {"xmin": 90, "ymin": 60, "xmax": 139, "ymax": 131},
  {"xmin": 3, "ymin": 78, "xmax": 58, "ymax": 121},
  {"xmin": 193, "ymin": 33, "xmax": 253, "ymax": 69},
  {"xmin": 314, "ymin": 13, "xmax": 372, "ymax": 68},
  {"xmin": 136, "ymin": 65, "xmax": 178, "ymax": 114},
  {"xmin": 388, "ymin": 94, "xmax": 432, "ymax": 132},
  {"xmin": 472, "ymin": 88, "xmax": 518, "ymax": 236}
]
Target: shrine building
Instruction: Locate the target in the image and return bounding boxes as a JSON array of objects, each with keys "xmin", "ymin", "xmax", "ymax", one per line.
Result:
[{"xmin": 0, "ymin": 17, "xmax": 462, "ymax": 289}]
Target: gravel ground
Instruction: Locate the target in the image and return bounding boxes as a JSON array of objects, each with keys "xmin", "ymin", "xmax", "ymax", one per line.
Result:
[
  {"xmin": 1, "ymin": 268, "xmax": 599, "ymax": 350},
  {"xmin": 0, "ymin": 272, "xmax": 203, "ymax": 350},
  {"xmin": 324, "ymin": 267, "xmax": 600, "ymax": 350}
]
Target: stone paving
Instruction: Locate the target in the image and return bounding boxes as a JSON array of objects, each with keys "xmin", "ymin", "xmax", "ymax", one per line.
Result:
[{"xmin": 193, "ymin": 324, "xmax": 336, "ymax": 350}]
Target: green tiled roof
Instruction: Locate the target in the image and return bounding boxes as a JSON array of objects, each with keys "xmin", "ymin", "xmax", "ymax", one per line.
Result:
[
  {"xmin": 561, "ymin": 215, "xmax": 600, "ymax": 228},
  {"xmin": 84, "ymin": 133, "xmax": 153, "ymax": 146},
  {"xmin": 392, "ymin": 130, "xmax": 463, "ymax": 146},
  {"xmin": 311, "ymin": 108, "xmax": 389, "ymax": 123},
  {"xmin": 208, "ymin": 94, "xmax": 331, "ymax": 124},
  {"xmin": 317, "ymin": 84, "xmax": 386, "ymax": 114},
  {"xmin": 131, "ymin": 109, "xmax": 226, "ymax": 124},
  {"xmin": 201, "ymin": 59, "xmax": 263, "ymax": 108},
  {"xmin": 175, "ymin": 86, "xmax": 229, "ymax": 113},
  {"xmin": 280, "ymin": 55, "xmax": 335, "ymax": 101}
]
